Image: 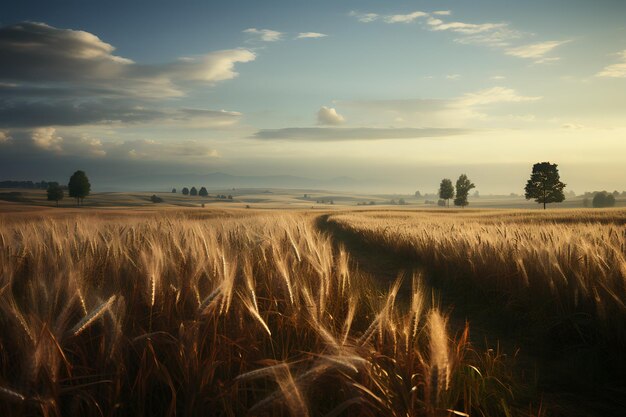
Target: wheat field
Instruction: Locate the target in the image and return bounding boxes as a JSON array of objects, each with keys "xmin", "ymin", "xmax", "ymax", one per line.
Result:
[
  {"xmin": 0, "ymin": 211, "xmax": 534, "ymax": 417},
  {"xmin": 1, "ymin": 208, "xmax": 624, "ymax": 416}
]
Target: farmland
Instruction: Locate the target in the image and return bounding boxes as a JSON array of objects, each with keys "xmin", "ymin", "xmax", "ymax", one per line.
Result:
[{"xmin": 0, "ymin": 203, "xmax": 624, "ymax": 416}]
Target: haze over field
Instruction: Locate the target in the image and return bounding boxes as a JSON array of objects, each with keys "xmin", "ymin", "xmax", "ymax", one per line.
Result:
[{"xmin": 1, "ymin": 0, "xmax": 625, "ymax": 192}]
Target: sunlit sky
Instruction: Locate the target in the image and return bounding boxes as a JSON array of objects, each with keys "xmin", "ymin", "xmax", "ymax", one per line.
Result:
[{"xmin": 1, "ymin": 0, "xmax": 625, "ymax": 193}]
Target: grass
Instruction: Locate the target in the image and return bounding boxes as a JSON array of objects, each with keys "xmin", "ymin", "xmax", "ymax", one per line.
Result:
[{"xmin": 0, "ymin": 211, "xmax": 536, "ymax": 416}]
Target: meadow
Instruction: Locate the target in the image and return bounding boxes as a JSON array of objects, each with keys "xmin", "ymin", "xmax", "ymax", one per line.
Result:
[{"xmin": 0, "ymin": 206, "xmax": 624, "ymax": 416}]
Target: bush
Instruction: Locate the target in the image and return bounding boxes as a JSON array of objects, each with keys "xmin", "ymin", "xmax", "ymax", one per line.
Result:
[
  {"xmin": 150, "ymin": 194, "xmax": 163, "ymax": 203},
  {"xmin": 592, "ymin": 191, "xmax": 616, "ymax": 208}
]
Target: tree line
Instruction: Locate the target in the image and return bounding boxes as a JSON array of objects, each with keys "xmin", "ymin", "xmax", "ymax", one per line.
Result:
[{"xmin": 174, "ymin": 187, "xmax": 233, "ymax": 199}]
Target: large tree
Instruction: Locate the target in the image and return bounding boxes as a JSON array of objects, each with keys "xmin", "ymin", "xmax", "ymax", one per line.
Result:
[
  {"xmin": 524, "ymin": 162, "xmax": 566, "ymax": 209},
  {"xmin": 182, "ymin": 187, "xmax": 189, "ymax": 195},
  {"xmin": 199, "ymin": 187, "xmax": 208, "ymax": 197},
  {"xmin": 46, "ymin": 182, "xmax": 64, "ymax": 207},
  {"xmin": 454, "ymin": 174, "xmax": 475, "ymax": 208},
  {"xmin": 190, "ymin": 187, "xmax": 198, "ymax": 196},
  {"xmin": 68, "ymin": 170, "xmax": 90, "ymax": 206},
  {"xmin": 438, "ymin": 178, "xmax": 454, "ymax": 207}
]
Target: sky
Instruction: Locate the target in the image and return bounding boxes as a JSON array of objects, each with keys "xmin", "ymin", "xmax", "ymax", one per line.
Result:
[{"xmin": 0, "ymin": 0, "xmax": 625, "ymax": 193}]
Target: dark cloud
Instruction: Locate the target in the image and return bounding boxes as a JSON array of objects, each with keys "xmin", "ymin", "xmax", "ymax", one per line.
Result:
[
  {"xmin": 0, "ymin": 22, "xmax": 253, "ymax": 128},
  {"xmin": 252, "ymin": 127, "xmax": 471, "ymax": 141}
]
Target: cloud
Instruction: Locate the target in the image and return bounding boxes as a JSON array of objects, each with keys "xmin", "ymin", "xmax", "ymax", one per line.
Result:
[
  {"xmin": 164, "ymin": 49, "xmax": 256, "ymax": 83},
  {"xmin": 384, "ymin": 11, "xmax": 428, "ymax": 24},
  {"xmin": 491, "ymin": 75, "xmax": 506, "ymax": 80},
  {"xmin": 0, "ymin": 130, "xmax": 10, "ymax": 143},
  {"xmin": 561, "ymin": 123, "xmax": 585, "ymax": 130},
  {"xmin": 243, "ymin": 28, "xmax": 283, "ymax": 42},
  {"xmin": 0, "ymin": 93, "xmax": 243, "ymax": 128},
  {"xmin": 296, "ymin": 32, "xmax": 327, "ymax": 39},
  {"xmin": 446, "ymin": 74, "xmax": 461, "ymax": 80},
  {"xmin": 253, "ymin": 127, "xmax": 470, "ymax": 141},
  {"xmin": 428, "ymin": 20, "xmax": 508, "ymax": 35},
  {"xmin": 453, "ymin": 87, "xmax": 541, "ymax": 107},
  {"xmin": 317, "ymin": 106, "xmax": 345, "ymax": 125},
  {"xmin": 349, "ymin": 11, "xmax": 379, "ymax": 23},
  {"xmin": 0, "ymin": 22, "xmax": 254, "ymax": 129},
  {"xmin": 337, "ymin": 87, "xmax": 542, "ymax": 127},
  {"xmin": 0, "ymin": 127, "xmax": 219, "ymax": 161},
  {"xmin": 433, "ymin": 11, "xmax": 451, "ymax": 16},
  {"xmin": 596, "ymin": 50, "xmax": 626, "ymax": 78},
  {"xmin": 505, "ymin": 41, "xmax": 569, "ymax": 62}
]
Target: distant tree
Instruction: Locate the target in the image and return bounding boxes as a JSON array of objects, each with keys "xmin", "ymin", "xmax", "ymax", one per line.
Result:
[
  {"xmin": 182, "ymin": 187, "xmax": 189, "ymax": 195},
  {"xmin": 190, "ymin": 187, "xmax": 198, "ymax": 196},
  {"xmin": 473, "ymin": 190, "xmax": 480, "ymax": 199},
  {"xmin": 171, "ymin": 188, "xmax": 176, "ymax": 193},
  {"xmin": 437, "ymin": 199, "xmax": 446, "ymax": 207},
  {"xmin": 227, "ymin": 194, "xmax": 233, "ymax": 200},
  {"xmin": 414, "ymin": 191, "xmax": 422, "ymax": 198},
  {"xmin": 613, "ymin": 190, "xmax": 620, "ymax": 197},
  {"xmin": 583, "ymin": 197, "xmax": 590, "ymax": 208},
  {"xmin": 454, "ymin": 174, "xmax": 475, "ymax": 208},
  {"xmin": 398, "ymin": 198, "xmax": 406, "ymax": 205},
  {"xmin": 524, "ymin": 162, "xmax": 566, "ymax": 210},
  {"xmin": 438, "ymin": 178, "xmax": 454, "ymax": 207},
  {"xmin": 199, "ymin": 187, "xmax": 208, "ymax": 197},
  {"xmin": 150, "ymin": 194, "xmax": 163, "ymax": 203},
  {"xmin": 46, "ymin": 182, "xmax": 64, "ymax": 207},
  {"xmin": 592, "ymin": 191, "xmax": 616, "ymax": 208},
  {"xmin": 68, "ymin": 170, "xmax": 90, "ymax": 206}
]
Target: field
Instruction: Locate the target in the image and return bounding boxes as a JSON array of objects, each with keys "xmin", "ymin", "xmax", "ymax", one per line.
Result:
[{"xmin": 0, "ymin": 197, "xmax": 625, "ymax": 416}]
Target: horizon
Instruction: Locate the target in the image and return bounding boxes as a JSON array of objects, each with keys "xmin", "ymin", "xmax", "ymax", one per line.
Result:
[{"xmin": 1, "ymin": 0, "xmax": 625, "ymax": 194}]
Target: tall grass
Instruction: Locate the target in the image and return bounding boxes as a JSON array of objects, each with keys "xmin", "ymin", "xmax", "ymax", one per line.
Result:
[
  {"xmin": 326, "ymin": 209, "xmax": 626, "ymax": 388},
  {"xmin": 0, "ymin": 213, "xmax": 523, "ymax": 416}
]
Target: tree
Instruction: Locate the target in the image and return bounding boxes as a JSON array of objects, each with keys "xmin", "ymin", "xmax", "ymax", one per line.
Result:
[
  {"xmin": 199, "ymin": 187, "xmax": 208, "ymax": 197},
  {"xmin": 68, "ymin": 170, "xmax": 90, "ymax": 206},
  {"xmin": 454, "ymin": 174, "xmax": 475, "ymax": 208},
  {"xmin": 172, "ymin": 188, "xmax": 176, "ymax": 193},
  {"xmin": 190, "ymin": 187, "xmax": 198, "ymax": 196},
  {"xmin": 415, "ymin": 191, "xmax": 422, "ymax": 198},
  {"xmin": 182, "ymin": 187, "xmax": 189, "ymax": 195},
  {"xmin": 592, "ymin": 191, "xmax": 616, "ymax": 208},
  {"xmin": 150, "ymin": 194, "xmax": 163, "ymax": 203},
  {"xmin": 46, "ymin": 182, "xmax": 64, "ymax": 207},
  {"xmin": 438, "ymin": 178, "xmax": 454, "ymax": 207},
  {"xmin": 524, "ymin": 162, "xmax": 566, "ymax": 209}
]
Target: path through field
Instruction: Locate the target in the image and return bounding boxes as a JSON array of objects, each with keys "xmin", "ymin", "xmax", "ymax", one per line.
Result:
[{"xmin": 314, "ymin": 213, "xmax": 622, "ymax": 417}]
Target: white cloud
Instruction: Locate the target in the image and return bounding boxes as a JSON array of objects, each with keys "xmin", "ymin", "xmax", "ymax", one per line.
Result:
[
  {"xmin": 491, "ymin": 75, "xmax": 506, "ymax": 80},
  {"xmin": 31, "ymin": 127, "xmax": 63, "ymax": 151},
  {"xmin": 596, "ymin": 50, "xmax": 626, "ymax": 78},
  {"xmin": 429, "ymin": 20, "xmax": 508, "ymax": 35},
  {"xmin": 0, "ymin": 130, "xmax": 10, "ymax": 143},
  {"xmin": 561, "ymin": 123, "xmax": 585, "ymax": 130},
  {"xmin": 453, "ymin": 87, "xmax": 541, "ymax": 107},
  {"xmin": 296, "ymin": 32, "xmax": 328, "ymax": 39},
  {"xmin": 243, "ymin": 28, "xmax": 283, "ymax": 42},
  {"xmin": 167, "ymin": 49, "xmax": 256, "ymax": 83},
  {"xmin": 349, "ymin": 11, "xmax": 379, "ymax": 23},
  {"xmin": 505, "ymin": 41, "xmax": 569, "ymax": 62},
  {"xmin": 446, "ymin": 74, "xmax": 461, "ymax": 80},
  {"xmin": 317, "ymin": 106, "xmax": 345, "ymax": 125},
  {"xmin": 433, "ymin": 11, "xmax": 451, "ymax": 16},
  {"xmin": 384, "ymin": 11, "xmax": 428, "ymax": 24}
]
